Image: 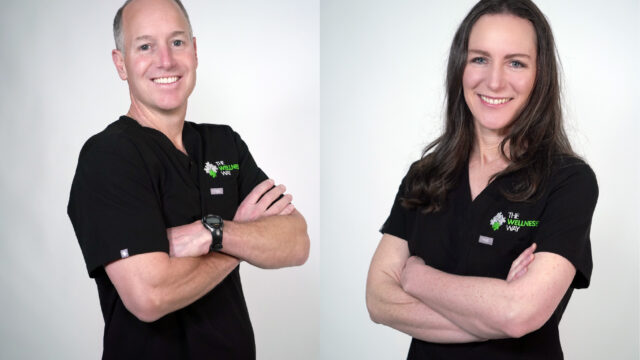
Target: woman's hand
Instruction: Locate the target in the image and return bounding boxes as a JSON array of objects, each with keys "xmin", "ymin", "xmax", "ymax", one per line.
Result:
[
  {"xmin": 400, "ymin": 256, "xmax": 427, "ymax": 294},
  {"xmin": 506, "ymin": 243, "xmax": 536, "ymax": 282}
]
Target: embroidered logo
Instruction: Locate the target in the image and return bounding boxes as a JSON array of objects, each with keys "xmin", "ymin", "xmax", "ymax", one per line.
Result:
[
  {"xmin": 204, "ymin": 160, "xmax": 240, "ymax": 179},
  {"xmin": 490, "ymin": 212, "xmax": 506, "ymax": 231},
  {"xmin": 204, "ymin": 162, "xmax": 218, "ymax": 178},
  {"xmin": 490, "ymin": 211, "xmax": 540, "ymax": 232}
]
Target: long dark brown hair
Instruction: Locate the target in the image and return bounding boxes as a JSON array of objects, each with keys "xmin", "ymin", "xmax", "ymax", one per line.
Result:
[{"xmin": 401, "ymin": 0, "xmax": 575, "ymax": 213}]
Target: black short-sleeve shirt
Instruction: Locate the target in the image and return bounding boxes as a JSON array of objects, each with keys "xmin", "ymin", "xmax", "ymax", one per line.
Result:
[
  {"xmin": 68, "ymin": 116, "xmax": 267, "ymax": 359},
  {"xmin": 381, "ymin": 156, "xmax": 598, "ymax": 360}
]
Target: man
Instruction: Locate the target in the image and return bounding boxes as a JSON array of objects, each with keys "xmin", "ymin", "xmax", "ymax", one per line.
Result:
[{"xmin": 67, "ymin": 0, "xmax": 309, "ymax": 358}]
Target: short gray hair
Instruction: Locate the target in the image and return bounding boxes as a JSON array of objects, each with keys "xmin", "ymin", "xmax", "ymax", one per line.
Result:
[{"xmin": 113, "ymin": 0, "xmax": 193, "ymax": 54}]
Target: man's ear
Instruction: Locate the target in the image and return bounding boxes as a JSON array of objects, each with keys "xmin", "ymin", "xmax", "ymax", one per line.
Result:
[
  {"xmin": 112, "ymin": 49, "xmax": 128, "ymax": 80},
  {"xmin": 193, "ymin": 36, "xmax": 198, "ymax": 68}
]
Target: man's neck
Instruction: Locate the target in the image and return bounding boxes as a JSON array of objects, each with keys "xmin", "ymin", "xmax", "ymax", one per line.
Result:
[{"xmin": 127, "ymin": 101, "xmax": 188, "ymax": 155}]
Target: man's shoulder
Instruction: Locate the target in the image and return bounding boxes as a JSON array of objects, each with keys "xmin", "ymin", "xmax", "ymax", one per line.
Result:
[
  {"xmin": 79, "ymin": 116, "xmax": 145, "ymax": 161},
  {"xmin": 186, "ymin": 121, "xmax": 235, "ymax": 137},
  {"xmin": 186, "ymin": 121, "xmax": 246, "ymax": 146}
]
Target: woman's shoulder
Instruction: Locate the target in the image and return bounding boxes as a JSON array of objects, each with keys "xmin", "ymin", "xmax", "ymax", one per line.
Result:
[{"xmin": 547, "ymin": 154, "xmax": 598, "ymax": 195}]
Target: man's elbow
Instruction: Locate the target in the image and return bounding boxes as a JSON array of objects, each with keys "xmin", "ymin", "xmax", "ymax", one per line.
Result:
[
  {"xmin": 121, "ymin": 290, "xmax": 166, "ymax": 323},
  {"xmin": 292, "ymin": 232, "xmax": 310, "ymax": 266},
  {"xmin": 288, "ymin": 213, "xmax": 310, "ymax": 266}
]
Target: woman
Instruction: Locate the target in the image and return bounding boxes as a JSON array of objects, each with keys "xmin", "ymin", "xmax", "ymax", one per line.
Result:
[{"xmin": 366, "ymin": 0, "xmax": 598, "ymax": 359}]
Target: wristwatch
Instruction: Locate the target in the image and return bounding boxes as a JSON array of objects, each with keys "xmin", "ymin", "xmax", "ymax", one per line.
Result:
[{"xmin": 202, "ymin": 214, "xmax": 223, "ymax": 252}]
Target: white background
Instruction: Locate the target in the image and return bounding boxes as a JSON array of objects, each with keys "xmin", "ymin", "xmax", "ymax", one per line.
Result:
[
  {"xmin": 0, "ymin": 0, "xmax": 319, "ymax": 359},
  {"xmin": 0, "ymin": 0, "xmax": 638, "ymax": 359},
  {"xmin": 321, "ymin": 0, "xmax": 639, "ymax": 359}
]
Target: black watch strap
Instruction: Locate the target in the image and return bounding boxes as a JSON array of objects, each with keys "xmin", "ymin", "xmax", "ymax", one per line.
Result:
[{"xmin": 202, "ymin": 214, "xmax": 223, "ymax": 252}]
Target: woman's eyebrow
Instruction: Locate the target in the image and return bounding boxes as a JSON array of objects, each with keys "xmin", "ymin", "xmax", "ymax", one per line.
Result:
[{"xmin": 468, "ymin": 49, "xmax": 532, "ymax": 59}]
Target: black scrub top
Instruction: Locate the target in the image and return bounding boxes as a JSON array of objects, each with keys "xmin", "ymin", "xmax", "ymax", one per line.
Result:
[
  {"xmin": 381, "ymin": 156, "xmax": 598, "ymax": 360},
  {"xmin": 68, "ymin": 116, "xmax": 267, "ymax": 360}
]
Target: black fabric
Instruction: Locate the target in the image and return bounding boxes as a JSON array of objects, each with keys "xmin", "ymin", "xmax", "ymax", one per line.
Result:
[
  {"xmin": 380, "ymin": 156, "xmax": 598, "ymax": 360},
  {"xmin": 68, "ymin": 116, "xmax": 267, "ymax": 359}
]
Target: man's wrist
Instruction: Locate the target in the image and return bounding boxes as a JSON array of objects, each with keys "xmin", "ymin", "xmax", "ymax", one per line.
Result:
[{"xmin": 202, "ymin": 215, "xmax": 223, "ymax": 252}]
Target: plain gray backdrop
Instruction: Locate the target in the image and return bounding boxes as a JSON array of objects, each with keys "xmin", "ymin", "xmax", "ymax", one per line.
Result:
[{"xmin": 1, "ymin": 0, "xmax": 638, "ymax": 359}]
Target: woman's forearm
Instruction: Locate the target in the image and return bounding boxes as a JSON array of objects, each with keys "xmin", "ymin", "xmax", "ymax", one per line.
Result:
[{"xmin": 400, "ymin": 253, "xmax": 575, "ymax": 339}]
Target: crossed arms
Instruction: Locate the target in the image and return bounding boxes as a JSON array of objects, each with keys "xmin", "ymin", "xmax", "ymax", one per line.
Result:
[
  {"xmin": 106, "ymin": 179, "xmax": 310, "ymax": 322},
  {"xmin": 366, "ymin": 234, "xmax": 575, "ymax": 342}
]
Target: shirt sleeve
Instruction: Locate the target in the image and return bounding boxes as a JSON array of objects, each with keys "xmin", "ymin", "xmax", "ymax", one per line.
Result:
[
  {"xmin": 380, "ymin": 176, "xmax": 414, "ymax": 241},
  {"xmin": 231, "ymin": 130, "xmax": 269, "ymax": 202},
  {"xmin": 534, "ymin": 162, "xmax": 598, "ymax": 289},
  {"xmin": 67, "ymin": 135, "xmax": 168, "ymax": 278}
]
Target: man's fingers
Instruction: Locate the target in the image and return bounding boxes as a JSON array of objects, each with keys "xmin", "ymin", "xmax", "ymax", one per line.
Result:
[
  {"xmin": 279, "ymin": 203, "xmax": 296, "ymax": 215},
  {"xmin": 257, "ymin": 184, "xmax": 286, "ymax": 210},
  {"xmin": 243, "ymin": 179, "xmax": 275, "ymax": 204},
  {"xmin": 265, "ymin": 193, "xmax": 293, "ymax": 215}
]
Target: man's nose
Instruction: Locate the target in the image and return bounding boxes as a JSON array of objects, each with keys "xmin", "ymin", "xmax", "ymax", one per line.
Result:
[{"xmin": 156, "ymin": 45, "xmax": 176, "ymax": 69}]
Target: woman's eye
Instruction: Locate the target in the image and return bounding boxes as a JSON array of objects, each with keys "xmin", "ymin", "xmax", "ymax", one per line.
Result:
[
  {"xmin": 173, "ymin": 40, "xmax": 184, "ymax": 46},
  {"xmin": 471, "ymin": 57, "xmax": 487, "ymax": 64},
  {"xmin": 510, "ymin": 60, "xmax": 525, "ymax": 68}
]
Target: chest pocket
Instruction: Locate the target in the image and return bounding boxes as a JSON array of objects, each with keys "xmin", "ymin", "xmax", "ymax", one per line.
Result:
[{"xmin": 202, "ymin": 172, "xmax": 239, "ymax": 220}]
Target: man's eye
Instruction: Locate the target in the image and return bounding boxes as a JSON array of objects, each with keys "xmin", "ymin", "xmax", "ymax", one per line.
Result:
[
  {"xmin": 140, "ymin": 44, "xmax": 150, "ymax": 51},
  {"xmin": 173, "ymin": 40, "xmax": 184, "ymax": 46}
]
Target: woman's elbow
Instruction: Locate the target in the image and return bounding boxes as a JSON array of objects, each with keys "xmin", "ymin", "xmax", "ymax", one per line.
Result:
[
  {"xmin": 501, "ymin": 304, "xmax": 549, "ymax": 338},
  {"xmin": 365, "ymin": 286, "xmax": 386, "ymax": 325}
]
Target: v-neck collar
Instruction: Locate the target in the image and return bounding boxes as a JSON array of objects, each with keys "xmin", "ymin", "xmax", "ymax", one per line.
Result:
[
  {"xmin": 464, "ymin": 163, "xmax": 508, "ymax": 205},
  {"xmin": 119, "ymin": 116, "xmax": 200, "ymax": 166}
]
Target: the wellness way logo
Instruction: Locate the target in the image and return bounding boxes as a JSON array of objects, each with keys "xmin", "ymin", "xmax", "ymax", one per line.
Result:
[
  {"xmin": 490, "ymin": 211, "xmax": 540, "ymax": 232},
  {"xmin": 490, "ymin": 212, "xmax": 506, "ymax": 231},
  {"xmin": 204, "ymin": 161, "xmax": 239, "ymax": 179}
]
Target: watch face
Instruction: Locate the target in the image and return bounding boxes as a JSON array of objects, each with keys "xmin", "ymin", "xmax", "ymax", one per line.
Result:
[{"xmin": 204, "ymin": 215, "xmax": 223, "ymax": 228}]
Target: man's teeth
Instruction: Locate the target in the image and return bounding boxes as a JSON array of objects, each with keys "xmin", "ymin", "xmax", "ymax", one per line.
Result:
[
  {"xmin": 480, "ymin": 95, "xmax": 509, "ymax": 105},
  {"xmin": 153, "ymin": 76, "xmax": 179, "ymax": 84}
]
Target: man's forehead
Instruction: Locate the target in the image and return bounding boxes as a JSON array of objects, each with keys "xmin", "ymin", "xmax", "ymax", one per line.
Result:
[{"xmin": 122, "ymin": 0, "xmax": 190, "ymax": 36}]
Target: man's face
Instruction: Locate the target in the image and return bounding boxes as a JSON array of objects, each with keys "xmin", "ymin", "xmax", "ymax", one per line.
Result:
[{"xmin": 112, "ymin": 0, "xmax": 197, "ymax": 115}]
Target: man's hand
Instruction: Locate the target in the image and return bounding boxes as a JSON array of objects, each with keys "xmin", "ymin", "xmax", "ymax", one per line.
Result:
[
  {"xmin": 167, "ymin": 179, "xmax": 298, "ymax": 258},
  {"xmin": 167, "ymin": 220, "xmax": 211, "ymax": 257},
  {"xmin": 233, "ymin": 179, "xmax": 295, "ymax": 222}
]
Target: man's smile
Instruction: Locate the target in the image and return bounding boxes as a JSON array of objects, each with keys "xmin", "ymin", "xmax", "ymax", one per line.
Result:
[{"xmin": 152, "ymin": 76, "xmax": 180, "ymax": 84}]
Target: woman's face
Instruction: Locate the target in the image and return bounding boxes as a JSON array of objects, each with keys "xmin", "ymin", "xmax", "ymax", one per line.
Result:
[{"xmin": 462, "ymin": 14, "xmax": 537, "ymax": 136}]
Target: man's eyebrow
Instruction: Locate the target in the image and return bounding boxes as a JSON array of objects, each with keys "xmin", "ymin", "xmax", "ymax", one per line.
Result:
[
  {"xmin": 133, "ymin": 35, "xmax": 154, "ymax": 42},
  {"xmin": 468, "ymin": 49, "xmax": 532, "ymax": 59},
  {"xmin": 133, "ymin": 31, "xmax": 188, "ymax": 42}
]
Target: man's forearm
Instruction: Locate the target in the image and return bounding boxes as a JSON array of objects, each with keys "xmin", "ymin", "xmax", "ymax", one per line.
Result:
[
  {"xmin": 106, "ymin": 251, "xmax": 239, "ymax": 322},
  {"xmin": 222, "ymin": 210, "xmax": 309, "ymax": 269}
]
